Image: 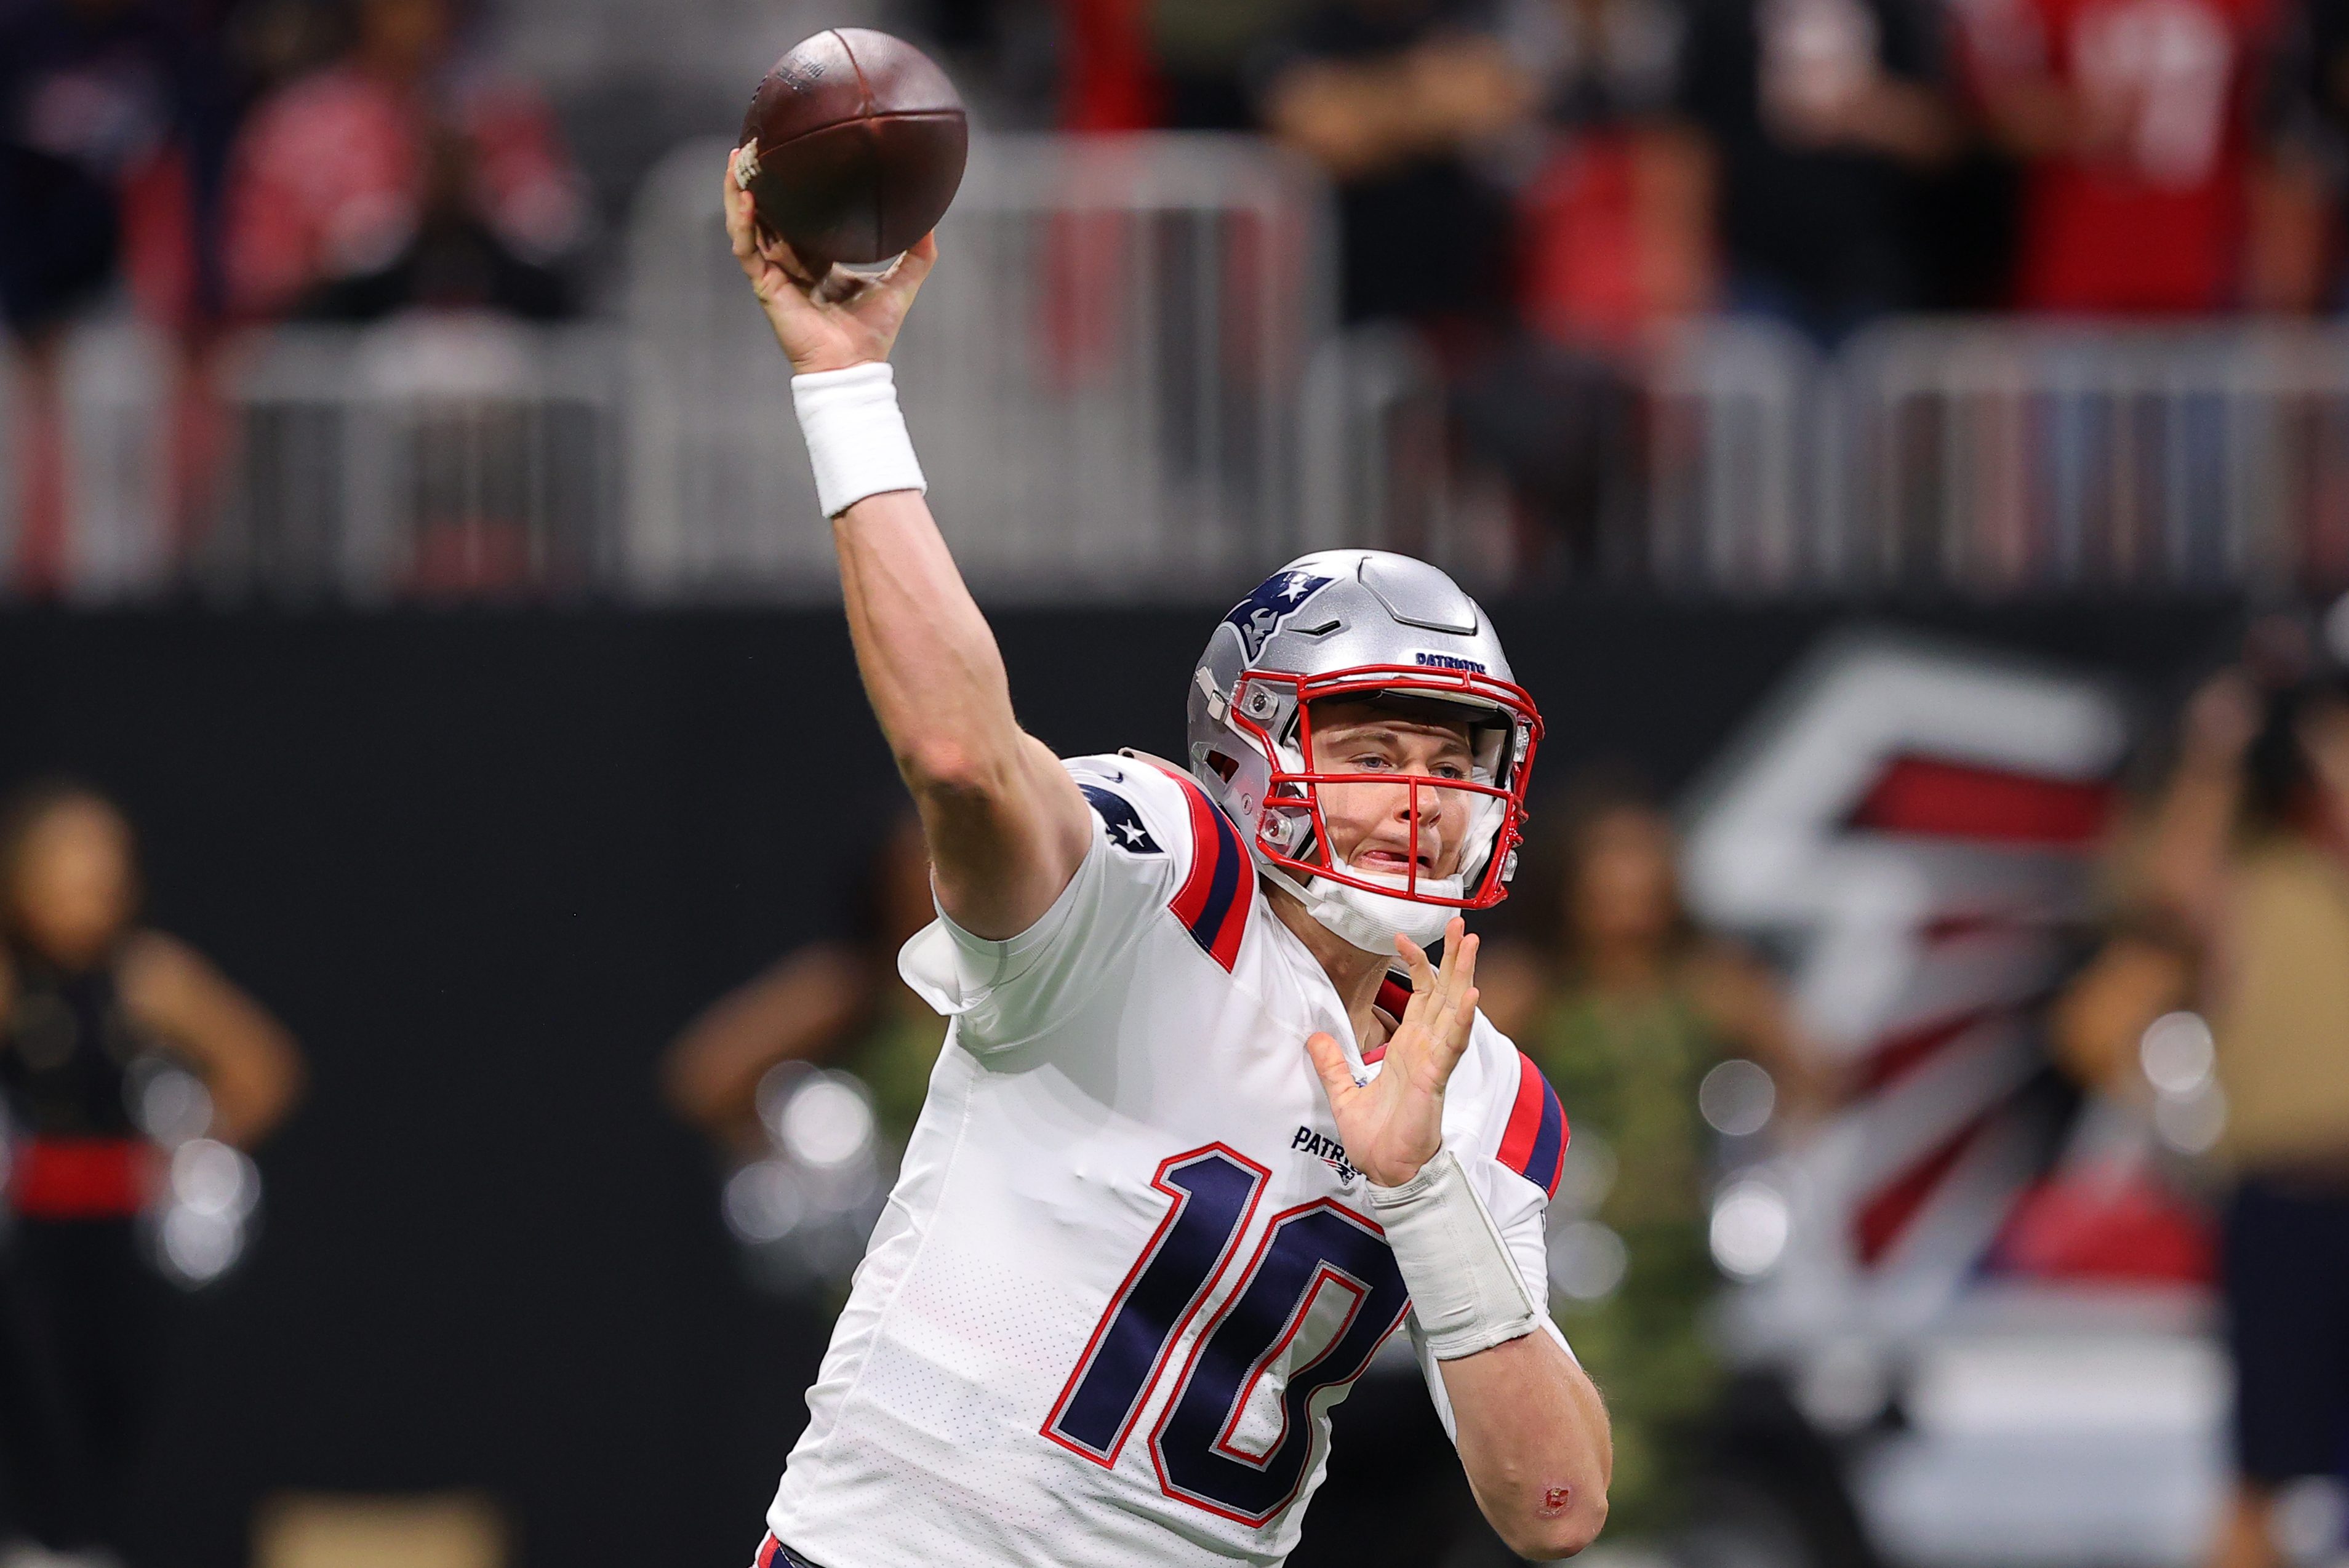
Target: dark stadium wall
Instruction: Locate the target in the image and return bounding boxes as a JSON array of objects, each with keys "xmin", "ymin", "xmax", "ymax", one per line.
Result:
[{"xmin": 0, "ymin": 599, "xmax": 2241, "ymax": 1568}]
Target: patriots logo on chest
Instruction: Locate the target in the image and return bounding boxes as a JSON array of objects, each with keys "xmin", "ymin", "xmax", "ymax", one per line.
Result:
[{"xmin": 1291, "ymin": 1124, "xmax": 1360, "ymax": 1185}]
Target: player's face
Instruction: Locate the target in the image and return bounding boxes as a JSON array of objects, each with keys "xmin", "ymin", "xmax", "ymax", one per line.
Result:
[{"xmin": 1304, "ymin": 701, "xmax": 1479, "ymax": 882}]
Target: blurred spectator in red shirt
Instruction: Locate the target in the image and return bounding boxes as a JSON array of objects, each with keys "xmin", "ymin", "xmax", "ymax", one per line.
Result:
[
  {"xmin": 1955, "ymin": 0, "xmax": 2278, "ymax": 310},
  {"xmin": 1514, "ymin": 0, "xmax": 1717, "ymax": 345},
  {"xmin": 1676, "ymin": 0, "xmax": 1962, "ymax": 340},
  {"xmin": 224, "ymin": 0, "xmax": 588, "ymax": 321}
]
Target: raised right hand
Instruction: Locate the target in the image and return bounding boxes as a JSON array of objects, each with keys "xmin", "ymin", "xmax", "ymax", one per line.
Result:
[{"xmin": 725, "ymin": 145, "xmax": 938, "ymax": 375}]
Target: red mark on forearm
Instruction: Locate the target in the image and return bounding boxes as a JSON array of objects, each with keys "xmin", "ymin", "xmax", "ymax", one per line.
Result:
[{"xmin": 1540, "ymin": 1486, "xmax": 1572, "ymax": 1516}]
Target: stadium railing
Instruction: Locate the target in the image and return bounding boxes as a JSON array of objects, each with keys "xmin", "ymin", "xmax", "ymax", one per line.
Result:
[
  {"xmin": 1837, "ymin": 319, "xmax": 2349, "ymax": 596},
  {"xmin": 1375, "ymin": 316, "xmax": 2349, "ymax": 599},
  {"xmin": 212, "ymin": 318, "xmax": 623, "ymax": 600},
  {"xmin": 0, "ymin": 133, "xmax": 1334, "ymax": 604},
  {"xmin": 11, "ymin": 129, "xmax": 2349, "ymax": 603},
  {"xmin": 0, "ymin": 315, "xmax": 622, "ymax": 603}
]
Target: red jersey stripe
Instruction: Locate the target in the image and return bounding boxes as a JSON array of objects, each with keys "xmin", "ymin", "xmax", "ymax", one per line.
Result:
[
  {"xmin": 1376, "ymin": 974, "xmax": 1413, "ymax": 1018},
  {"xmin": 1496, "ymin": 1051, "xmax": 1556, "ymax": 1188},
  {"xmin": 1148, "ymin": 763, "xmax": 1251, "ymax": 971}
]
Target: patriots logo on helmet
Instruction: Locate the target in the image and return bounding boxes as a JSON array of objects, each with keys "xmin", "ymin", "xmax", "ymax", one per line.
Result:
[{"xmin": 1223, "ymin": 570, "xmax": 1334, "ymax": 662}]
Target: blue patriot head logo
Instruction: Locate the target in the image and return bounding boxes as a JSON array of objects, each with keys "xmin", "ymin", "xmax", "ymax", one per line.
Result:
[{"xmin": 1223, "ymin": 570, "xmax": 1333, "ymax": 661}]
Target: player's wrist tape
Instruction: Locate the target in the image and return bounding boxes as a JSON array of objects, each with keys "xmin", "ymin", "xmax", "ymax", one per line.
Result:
[
  {"xmin": 1367, "ymin": 1148, "xmax": 1543, "ymax": 1361},
  {"xmin": 791, "ymin": 362, "xmax": 927, "ymax": 519}
]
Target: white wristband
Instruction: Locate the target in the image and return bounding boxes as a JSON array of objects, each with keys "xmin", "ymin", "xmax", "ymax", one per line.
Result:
[
  {"xmin": 1368, "ymin": 1148, "xmax": 1543, "ymax": 1361},
  {"xmin": 791, "ymin": 362, "xmax": 927, "ymax": 519}
]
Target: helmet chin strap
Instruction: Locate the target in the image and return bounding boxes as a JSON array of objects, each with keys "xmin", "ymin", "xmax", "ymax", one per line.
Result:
[{"xmin": 1259, "ymin": 862, "xmax": 1459, "ymax": 955}]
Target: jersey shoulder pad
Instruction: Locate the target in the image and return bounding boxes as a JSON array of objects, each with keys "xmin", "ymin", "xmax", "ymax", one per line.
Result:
[
  {"xmin": 1472, "ymin": 1019, "xmax": 1569, "ymax": 1199},
  {"xmin": 1061, "ymin": 752, "xmax": 1254, "ymax": 972},
  {"xmin": 1063, "ymin": 753, "xmax": 1181, "ymax": 860}
]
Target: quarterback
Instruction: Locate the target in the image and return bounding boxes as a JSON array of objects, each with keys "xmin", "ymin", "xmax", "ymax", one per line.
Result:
[{"xmin": 725, "ymin": 149, "xmax": 1612, "ymax": 1567}]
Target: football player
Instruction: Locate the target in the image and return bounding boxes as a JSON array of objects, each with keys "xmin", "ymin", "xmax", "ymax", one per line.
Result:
[{"xmin": 723, "ymin": 149, "xmax": 1612, "ymax": 1567}]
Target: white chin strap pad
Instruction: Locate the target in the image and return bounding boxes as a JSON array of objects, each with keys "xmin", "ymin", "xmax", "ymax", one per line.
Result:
[
  {"xmin": 1329, "ymin": 869, "xmax": 1460, "ymax": 951},
  {"xmin": 1260, "ymin": 863, "xmax": 1452, "ymax": 953},
  {"xmin": 1368, "ymin": 1148, "xmax": 1544, "ymax": 1360}
]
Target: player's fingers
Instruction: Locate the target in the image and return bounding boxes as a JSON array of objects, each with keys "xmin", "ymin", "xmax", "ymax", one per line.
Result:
[
  {"xmin": 758, "ymin": 229, "xmax": 825, "ymax": 290},
  {"xmin": 1449, "ymin": 929, "xmax": 1479, "ymax": 996},
  {"xmin": 1435, "ymin": 986, "xmax": 1480, "ymax": 1065},
  {"xmin": 724, "ymin": 148, "xmax": 772, "ymax": 269},
  {"xmin": 1398, "ymin": 933, "xmax": 1438, "ymax": 994},
  {"xmin": 1395, "ymin": 934, "xmax": 1437, "ymax": 1030},
  {"xmin": 1421, "ymin": 935, "xmax": 1478, "ymax": 1068},
  {"xmin": 1443, "ymin": 935, "xmax": 1482, "ymax": 1029},
  {"xmin": 882, "ymin": 232, "xmax": 940, "ymax": 284},
  {"xmin": 883, "ymin": 231, "xmax": 940, "ymax": 303},
  {"xmin": 1417, "ymin": 957, "xmax": 1480, "ymax": 1085},
  {"xmin": 1302, "ymin": 1031, "xmax": 1359, "ymax": 1104},
  {"xmin": 1423, "ymin": 919, "xmax": 1469, "ymax": 1019}
]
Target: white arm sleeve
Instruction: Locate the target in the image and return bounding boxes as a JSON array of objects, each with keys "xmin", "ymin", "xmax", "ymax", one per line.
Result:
[{"xmin": 1409, "ymin": 1152, "xmax": 1574, "ymax": 1442}]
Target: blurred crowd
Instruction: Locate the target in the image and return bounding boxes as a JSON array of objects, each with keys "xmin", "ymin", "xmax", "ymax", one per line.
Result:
[
  {"xmin": 0, "ymin": 0, "xmax": 591, "ymax": 588},
  {"xmin": 914, "ymin": 0, "xmax": 2349, "ymax": 564},
  {"xmin": 15, "ymin": 0, "xmax": 2349, "ymax": 587},
  {"xmin": 917, "ymin": 0, "xmax": 2349, "ymax": 328}
]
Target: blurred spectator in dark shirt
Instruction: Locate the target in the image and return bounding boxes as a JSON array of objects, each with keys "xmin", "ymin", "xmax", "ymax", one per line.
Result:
[
  {"xmin": 224, "ymin": 0, "xmax": 588, "ymax": 322},
  {"xmin": 663, "ymin": 815, "xmax": 944, "ymax": 1159},
  {"xmin": 0, "ymin": 0, "xmax": 236, "ymax": 338},
  {"xmin": 1257, "ymin": 0, "xmax": 1537, "ymax": 327},
  {"xmin": 1953, "ymin": 0, "xmax": 2279, "ymax": 310},
  {"xmin": 0, "ymin": 0, "xmax": 240, "ymax": 594},
  {"xmin": 1154, "ymin": 0, "xmax": 1315, "ymax": 126},
  {"xmin": 1676, "ymin": 0, "xmax": 1960, "ymax": 339},
  {"xmin": 1479, "ymin": 779, "xmax": 1827, "ymax": 1536},
  {"xmin": 2252, "ymin": 0, "xmax": 2349, "ymax": 308},
  {"xmin": 0, "ymin": 781, "xmax": 302, "ymax": 1559}
]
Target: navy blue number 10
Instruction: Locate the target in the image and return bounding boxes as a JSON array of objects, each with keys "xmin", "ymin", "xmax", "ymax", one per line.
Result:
[{"xmin": 1042, "ymin": 1145, "xmax": 1411, "ymax": 1525}]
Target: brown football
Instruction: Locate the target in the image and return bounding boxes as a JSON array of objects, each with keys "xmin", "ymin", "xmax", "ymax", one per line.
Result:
[{"xmin": 737, "ymin": 28, "xmax": 968, "ymax": 270}]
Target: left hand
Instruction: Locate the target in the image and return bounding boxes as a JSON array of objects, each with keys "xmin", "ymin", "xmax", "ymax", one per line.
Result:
[{"xmin": 1303, "ymin": 918, "xmax": 1479, "ymax": 1186}]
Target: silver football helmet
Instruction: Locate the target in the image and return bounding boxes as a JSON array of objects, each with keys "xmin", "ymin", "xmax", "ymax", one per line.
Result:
[{"xmin": 1186, "ymin": 551, "xmax": 1542, "ymax": 953}]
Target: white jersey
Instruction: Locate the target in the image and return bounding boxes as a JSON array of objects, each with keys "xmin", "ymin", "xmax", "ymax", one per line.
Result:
[{"xmin": 766, "ymin": 754, "xmax": 1570, "ymax": 1568}]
